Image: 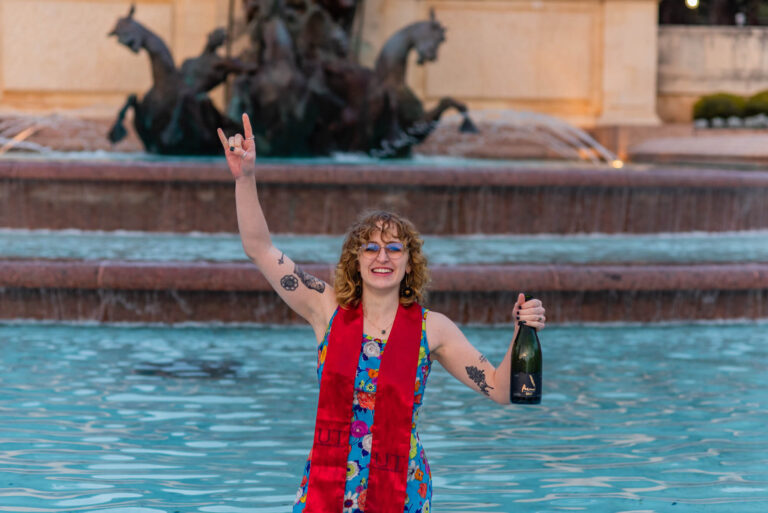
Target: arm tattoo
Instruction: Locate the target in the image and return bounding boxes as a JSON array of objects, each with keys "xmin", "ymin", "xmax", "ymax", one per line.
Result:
[
  {"xmin": 465, "ymin": 366, "xmax": 494, "ymax": 396},
  {"xmin": 280, "ymin": 275, "xmax": 298, "ymax": 291},
  {"xmin": 294, "ymin": 264, "xmax": 326, "ymax": 293},
  {"xmin": 478, "ymin": 353, "xmax": 488, "ymax": 364},
  {"xmin": 278, "ymin": 252, "xmax": 285, "ymax": 265}
]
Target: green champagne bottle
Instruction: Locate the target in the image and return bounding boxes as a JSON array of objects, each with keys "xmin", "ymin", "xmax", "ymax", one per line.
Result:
[{"xmin": 510, "ymin": 294, "xmax": 542, "ymax": 404}]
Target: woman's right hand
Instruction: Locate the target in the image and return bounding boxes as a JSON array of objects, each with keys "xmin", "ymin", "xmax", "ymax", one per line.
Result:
[{"xmin": 217, "ymin": 113, "xmax": 256, "ymax": 179}]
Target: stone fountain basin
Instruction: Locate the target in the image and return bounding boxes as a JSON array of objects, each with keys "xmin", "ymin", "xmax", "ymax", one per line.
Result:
[
  {"xmin": 2, "ymin": 157, "xmax": 768, "ymax": 234},
  {"xmin": 3, "ymin": 155, "xmax": 768, "ymax": 324}
]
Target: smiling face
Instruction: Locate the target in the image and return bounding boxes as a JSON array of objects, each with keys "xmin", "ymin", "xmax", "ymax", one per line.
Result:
[
  {"xmin": 334, "ymin": 211, "xmax": 428, "ymax": 308},
  {"xmin": 358, "ymin": 226, "xmax": 411, "ymax": 294}
]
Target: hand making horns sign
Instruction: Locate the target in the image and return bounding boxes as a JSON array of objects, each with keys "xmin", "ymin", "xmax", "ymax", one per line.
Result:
[{"xmin": 217, "ymin": 113, "xmax": 256, "ymax": 179}]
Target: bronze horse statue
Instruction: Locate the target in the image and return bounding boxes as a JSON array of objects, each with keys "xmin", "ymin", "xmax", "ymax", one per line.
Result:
[
  {"xmin": 363, "ymin": 9, "xmax": 477, "ymax": 157},
  {"xmin": 108, "ymin": 4, "xmax": 476, "ymax": 157},
  {"xmin": 307, "ymin": 8, "xmax": 477, "ymax": 157},
  {"xmin": 107, "ymin": 5, "xmax": 240, "ymax": 154}
]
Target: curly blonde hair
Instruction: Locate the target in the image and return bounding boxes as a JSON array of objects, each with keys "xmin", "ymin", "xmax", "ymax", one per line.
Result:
[{"xmin": 335, "ymin": 210, "xmax": 430, "ymax": 308}]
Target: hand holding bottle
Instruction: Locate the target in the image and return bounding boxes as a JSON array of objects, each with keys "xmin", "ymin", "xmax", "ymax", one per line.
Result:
[
  {"xmin": 217, "ymin": 113, "xmax": 257, "ymax": 179},
  {"xmin": 513, "ymin": 292, "xmax": 546, "ymax": 330}
]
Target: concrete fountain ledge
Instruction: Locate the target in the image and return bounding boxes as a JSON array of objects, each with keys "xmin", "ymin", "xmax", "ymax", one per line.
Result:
[
  {"xmin": 2, "ymin": 259, "xmax": 767, "ymax": 323},
  {"xmin": 2, "ymin": 159, "xmax": 768, "ymax": 234}
]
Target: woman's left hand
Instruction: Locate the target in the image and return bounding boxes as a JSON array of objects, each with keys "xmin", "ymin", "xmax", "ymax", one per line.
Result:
[{"xmin": 514, "ymin": 293, "xmax": 546, "ymax": 330}]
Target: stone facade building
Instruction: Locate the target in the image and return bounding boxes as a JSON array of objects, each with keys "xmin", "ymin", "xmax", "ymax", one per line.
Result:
[{"xmin": 1, "ymin": 0, "xmax": 661, "ymax": 127}]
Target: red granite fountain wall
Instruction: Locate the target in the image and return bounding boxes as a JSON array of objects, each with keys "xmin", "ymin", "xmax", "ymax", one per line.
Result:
[
  {"xmin": 1, "ymin": 258, "xmax": 767, "ymax": 324},
  {"xmin": 1, "ymin": 158, "xmax": 767, "ymax": 323},
  {"xmin": 2, "ymin": 159, "xmax": 768, "ymax": 234}
]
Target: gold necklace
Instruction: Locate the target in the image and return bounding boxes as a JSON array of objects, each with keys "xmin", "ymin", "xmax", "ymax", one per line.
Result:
[{"xmin": 363, "ymin": 311, "xmax": 395, "ymax": 336}]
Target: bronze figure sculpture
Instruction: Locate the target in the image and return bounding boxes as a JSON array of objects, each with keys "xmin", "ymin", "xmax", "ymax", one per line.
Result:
[
  {"xmin": 364, "ymin": 9, "xmax": 478, "ymax": 157},
  {"xmin": 107, "ymin": 6, "xmax": 240, "ymax": 154},
  {"xmin": 108, "ymin": 3, "xmax": 476, "ymax": 157}
]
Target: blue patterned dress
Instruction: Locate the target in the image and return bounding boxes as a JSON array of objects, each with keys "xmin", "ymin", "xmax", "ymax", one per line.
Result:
[{"xmin": 292, "ymin": 307, "xmax": 433, "ymax": 513}]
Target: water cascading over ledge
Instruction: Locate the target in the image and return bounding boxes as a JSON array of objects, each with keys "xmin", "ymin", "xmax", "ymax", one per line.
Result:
[
  {"xmin": 1, "ymin": 157, "xmax": 768, "ymax": 324},
  {"xmin": 2, "ymin": 260, "xmax": 768, "ymax": 324},
  {"xmin": 2, "ymin": 158, "xmax": 768, "ymax": 234}
]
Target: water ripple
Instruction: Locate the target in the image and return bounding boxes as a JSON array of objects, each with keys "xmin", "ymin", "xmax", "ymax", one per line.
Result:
[
  {"xmin": 55, "ymin": 493, "xmax": 142, "ymax": 507},
  {"xmin": 1, "ymin": 323, "xmax": 767, "ymax": 511}
]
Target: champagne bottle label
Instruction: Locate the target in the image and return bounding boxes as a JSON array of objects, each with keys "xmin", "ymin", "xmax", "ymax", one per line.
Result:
[{"xmin": 511, "ymin": 372, "xmax": 542, "ymax": 398}]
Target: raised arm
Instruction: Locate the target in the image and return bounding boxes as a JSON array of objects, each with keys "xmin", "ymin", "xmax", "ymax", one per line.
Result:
[
  {"xmin": 218, "ymin": 114, "xmax": 336, "ymax": 336},
  {"xmin": 427, "ymin": 294, "xmax": 546, "ymax": 405}
]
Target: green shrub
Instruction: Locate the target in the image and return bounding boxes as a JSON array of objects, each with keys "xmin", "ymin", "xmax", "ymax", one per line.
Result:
[
  {"xmin": 692, "ymin": 93, "xmax": 745, "ymax": 121},
  {"xmin": 744, "ymin": 90, "xmax": 768, "ymax": 117}
]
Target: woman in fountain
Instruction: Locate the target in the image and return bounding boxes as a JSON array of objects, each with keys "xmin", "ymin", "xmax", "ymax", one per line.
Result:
[{"xmin": 218, "ymin": 114, "xmax": 546, "ymax": 513}]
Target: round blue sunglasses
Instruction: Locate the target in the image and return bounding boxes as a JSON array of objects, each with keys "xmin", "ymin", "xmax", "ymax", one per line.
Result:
[{"xmin": 361, "ymin": 242, "xmax": 405, "ymax": 256}]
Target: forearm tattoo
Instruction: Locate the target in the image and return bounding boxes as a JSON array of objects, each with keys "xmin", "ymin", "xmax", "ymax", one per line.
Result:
[
  {"xmin": 465, "ymin": 366, "xmax": 494, "ymax": 396},
  {"xmin": 280, "ymin": 275, "xmax": 298, "ymax": 291},
  {"xmin": 278, "ymin": 252, "xmax": 285, "ymax": 265},
  {"xmin": 478, "ymin": 353, "xmax": 488, "ymax": 364},
  {"xmin": 294, "ymin": 264, "xmax": 325, "ymax": 293}
]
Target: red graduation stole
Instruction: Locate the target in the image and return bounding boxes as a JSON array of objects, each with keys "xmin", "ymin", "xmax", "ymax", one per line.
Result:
[{"xmin": 305, "ymin": 301, "xmax": 422, "ymax": 513}]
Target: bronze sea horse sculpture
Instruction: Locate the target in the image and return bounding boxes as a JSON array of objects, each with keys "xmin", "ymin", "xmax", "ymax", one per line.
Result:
[
  {"xmin": 363, "ymin": 8, "xmax": 478, "ymax": 158},
  {"xmin": 107, "ymin": 5, "xmax": 240, "ymax": 155}
]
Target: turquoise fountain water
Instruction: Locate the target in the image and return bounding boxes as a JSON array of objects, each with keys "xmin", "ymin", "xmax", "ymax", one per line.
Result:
[{"xmin": 1, "ymin": 321, "xmax": 767, "ymax": 512}]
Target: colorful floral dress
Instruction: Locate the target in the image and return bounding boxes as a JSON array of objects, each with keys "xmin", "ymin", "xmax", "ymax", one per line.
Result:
[{"xmin": 292, "ymin": 307, "xmax": 433, "ymax": 513}]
